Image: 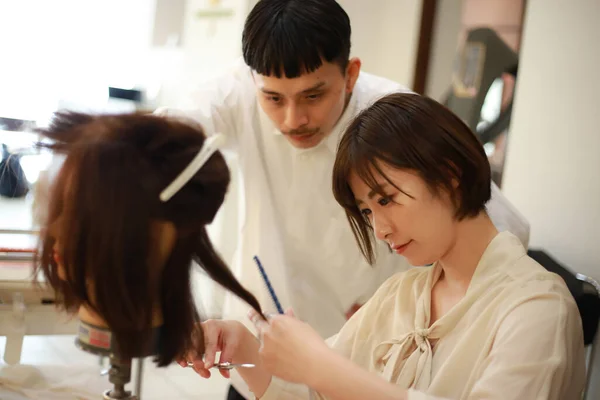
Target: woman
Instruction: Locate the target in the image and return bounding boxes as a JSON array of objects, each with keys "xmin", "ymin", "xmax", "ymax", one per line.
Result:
[
  {"xmin": 185, "ymin": 93, "xmax": 585, "ymax": 399},
  {"xmin": 35, "ymin": 111, "xmax": 263, "ymax": 365}
]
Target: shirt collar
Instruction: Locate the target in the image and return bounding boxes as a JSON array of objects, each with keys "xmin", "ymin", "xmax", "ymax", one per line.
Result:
[{"xmin": 324, "ymin": 91, "xmax": 359, "ymax": 154}]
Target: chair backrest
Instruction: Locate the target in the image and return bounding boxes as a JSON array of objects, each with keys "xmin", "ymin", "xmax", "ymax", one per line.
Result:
[
  {"xmin": 528, "ymin": 249, "xmax": 600, "ymax": 400},
  {"xmin": 528, "ymin": 249, "xmax": 600, "ymax": 345}
]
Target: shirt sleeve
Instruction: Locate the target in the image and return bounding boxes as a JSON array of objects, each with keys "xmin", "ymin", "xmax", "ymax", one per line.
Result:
[
  {"xmin": 409, "ymin": 285, "xmax": 585, "ymax": 400},
  {"xmin": 259, "ymin": 287, "xmax": 392, "ymax": 399},
  {"xmin": 258, "ymin": 376, "xmax": 313, "ymax": 400},
  {"xmin": 407, "ymin": 390, "xmax": 448, "ymax": 400},
  {"xmin": 259, "ymin": 276, "xmax": 408, "ymax": 399},
  {"xmin": 153, "ymin": 61, "xmax": 246, "ymax": 153},
  {"xmin": 258, "ymin": 333, "xmax": 342, "ymax": 399}
]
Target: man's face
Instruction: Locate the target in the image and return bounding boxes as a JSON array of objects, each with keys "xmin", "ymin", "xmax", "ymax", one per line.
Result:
[{"xmin": 254, "ymin": 59, "xmax": 360, "ymax": 149}]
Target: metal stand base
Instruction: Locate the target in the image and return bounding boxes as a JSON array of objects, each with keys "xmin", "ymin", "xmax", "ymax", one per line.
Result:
[
  {"xmin": 103, "ymin": 389, "xmax": 137, "ymax": 400},
  {"xmin": 74, "ymin": 321, "xmax": 146, "ymax": 399},
  {"xmin": 103, "ymin": 389, "xmax": 138, "ymax": 400},
  {"xmin": 101, "ymin": 355, "xmax": 139, "ymax": 400}
]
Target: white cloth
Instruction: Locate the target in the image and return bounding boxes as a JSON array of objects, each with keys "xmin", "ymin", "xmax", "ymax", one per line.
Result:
[
  {"xmin": 0, "ymin": 364, "xmax": 100, "ymax": 400},
  {"xmin": 260, "ymin": 232, "xmax": 585, "ymax": 399},
  {"xmin": 157, "ymin": 59, "xmax": 531, "ymax": 398}
]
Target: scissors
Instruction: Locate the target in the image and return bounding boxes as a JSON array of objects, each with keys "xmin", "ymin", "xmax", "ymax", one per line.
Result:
[{"xmin": 187, "ymin": 361, "xmax": 255, "ymax": 370}]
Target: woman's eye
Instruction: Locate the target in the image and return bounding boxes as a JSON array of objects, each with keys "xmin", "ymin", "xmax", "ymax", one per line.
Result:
[
  {"xmin": 378, "ymin": 197, "xmax": 391, "ymax": 206},
  {"xmin": 360, "ymin": 208, "xmax": 372, "ymax": 217}
]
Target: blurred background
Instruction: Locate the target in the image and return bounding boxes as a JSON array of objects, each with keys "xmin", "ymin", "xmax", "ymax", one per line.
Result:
[{"xmin": 0, "ymin": 0, "xmax": 598, "ymax": 398}]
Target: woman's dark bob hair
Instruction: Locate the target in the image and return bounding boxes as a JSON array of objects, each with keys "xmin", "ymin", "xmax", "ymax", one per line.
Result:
[{"xmin": 332, "ymin": 93, "xmax": 491, "ymax": 265}]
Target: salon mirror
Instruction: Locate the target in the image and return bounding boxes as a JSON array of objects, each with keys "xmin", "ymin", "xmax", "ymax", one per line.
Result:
[{"xmin": 444, "ymin": 27, "xmax": 519, "ymax": 186}]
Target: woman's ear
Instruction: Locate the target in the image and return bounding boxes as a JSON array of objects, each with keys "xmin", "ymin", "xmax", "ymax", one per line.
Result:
[
  {"xmin": 451, "ymin": 176, "xmax": 460, "ymax": 190},
  {"xmin": 445, "ymin": 161, "xmax": 462, "ymax": 189}
]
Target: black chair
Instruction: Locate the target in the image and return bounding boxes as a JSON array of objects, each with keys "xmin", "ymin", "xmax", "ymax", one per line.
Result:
[{"xmin": 528, "ymin": 249, "xmax": 600, "ymax": 400}]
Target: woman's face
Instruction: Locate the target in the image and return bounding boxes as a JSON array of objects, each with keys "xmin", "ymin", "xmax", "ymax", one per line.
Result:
[{"xmin": 348, "ymin": 163, "xmax": 459, "ymax": 267}]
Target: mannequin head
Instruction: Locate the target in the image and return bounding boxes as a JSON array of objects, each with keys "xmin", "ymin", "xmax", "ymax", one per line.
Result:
[{"xmin": 35, "ymin": 112, "xmax": 261, "ymax": 365}]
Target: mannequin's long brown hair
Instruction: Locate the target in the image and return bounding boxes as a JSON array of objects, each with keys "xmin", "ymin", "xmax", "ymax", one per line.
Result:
[{"xmin": 35, "ymin": 112, "xmax": 262, "ymax": 366}]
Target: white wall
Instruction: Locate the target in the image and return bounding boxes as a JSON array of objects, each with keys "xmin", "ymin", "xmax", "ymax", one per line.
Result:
[
  {"xmin": 152, "ymin": 0, "xmax": 249, "ymax": 108},
  {"xmin": 0, "ymin": 0, "xmax": 424, "ymax": 115},
  {"xmin": 0, "ymin": 0, "xmax": 250, "ymax": 117},
  {"xmin": 502, "ymin": 1, "xmax": 600, "ymax": 395},
  {"xmin": 502, "ymin": 0, "xmax": 600, "ymax": 281},
  {"xmin": 338, "ymin": 0, "xmax": 423, "ymax": 87},
  {"xmin": 0, "ymin": 0, "xmax": 157, "ymax": 120}
]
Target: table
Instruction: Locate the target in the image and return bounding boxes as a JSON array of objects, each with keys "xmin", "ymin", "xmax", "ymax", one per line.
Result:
[{"xmin": 0, "ymin": 195, "xmax": 77, "ymax": 365}]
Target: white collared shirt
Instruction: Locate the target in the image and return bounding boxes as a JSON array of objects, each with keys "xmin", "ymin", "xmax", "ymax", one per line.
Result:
[
  {"xmin": 253, "ymin": 81, "xmax": 401, "ymax": 334},
  {"xmin": 157, "ymin": 60, "xmax": 530, "ymax": 398}
]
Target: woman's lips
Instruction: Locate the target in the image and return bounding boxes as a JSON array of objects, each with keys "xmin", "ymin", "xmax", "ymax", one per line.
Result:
[{"xmin": 392, "ymin": 240, "xmax": 412, "ymax": 255}]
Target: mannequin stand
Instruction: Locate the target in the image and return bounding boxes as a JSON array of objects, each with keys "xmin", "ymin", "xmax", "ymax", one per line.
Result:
[
  {"xmin": 101, "ymin": 355, "xmax": 140, "ymax": 400},
  {"xmin": 75, "ymin": 320, "xmax": 148, "ymax": 399}
]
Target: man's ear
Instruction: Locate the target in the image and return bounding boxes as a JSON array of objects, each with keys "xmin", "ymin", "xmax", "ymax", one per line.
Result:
[{"xmin": 345, "ymin": 57, "xmax": 362, "ymax": 94}]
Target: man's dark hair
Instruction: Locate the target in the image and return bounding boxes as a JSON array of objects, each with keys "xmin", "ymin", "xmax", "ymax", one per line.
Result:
[{"xmin": 242, "ymin": 0, "xmax": 351, "ymax": 78}]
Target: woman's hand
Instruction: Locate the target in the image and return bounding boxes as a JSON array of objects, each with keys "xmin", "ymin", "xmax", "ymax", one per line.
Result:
[
  {"xmin": 178, "ymin": 319, "xmax": 254, "ymax": 379},
  {"xmin": 249, "ymin": 308, "xmax": 330, "ymax": 387}
]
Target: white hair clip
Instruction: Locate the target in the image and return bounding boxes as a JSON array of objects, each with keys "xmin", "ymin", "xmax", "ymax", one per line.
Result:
[{"xmin": 159, "ymin": 133, "xmax": 226, "ymax": 202}]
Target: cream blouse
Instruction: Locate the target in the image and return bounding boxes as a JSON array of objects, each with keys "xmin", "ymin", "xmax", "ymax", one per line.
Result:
[{"xmin": 259, "ymin": 232, "xmax": 586, "ymax": 399}]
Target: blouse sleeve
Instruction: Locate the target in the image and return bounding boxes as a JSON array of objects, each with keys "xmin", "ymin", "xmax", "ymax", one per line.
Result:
[{"xmin": 259, "ymin": 274, "xmax": 407, "ymax": 400}]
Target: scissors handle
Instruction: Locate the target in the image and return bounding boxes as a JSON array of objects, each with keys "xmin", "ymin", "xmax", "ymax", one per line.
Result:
[{"xmin": 187, "ymin": 361, "xmax": 256, "ymax": 370}]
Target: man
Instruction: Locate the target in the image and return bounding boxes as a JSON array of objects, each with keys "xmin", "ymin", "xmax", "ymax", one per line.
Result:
[{"xmin": 159, "ymin": 1, "xmax": 530, "ymax": 398}]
